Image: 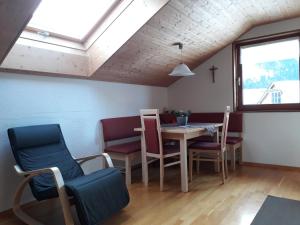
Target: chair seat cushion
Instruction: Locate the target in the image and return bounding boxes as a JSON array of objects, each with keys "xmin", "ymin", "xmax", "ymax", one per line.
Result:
[
  {"xmin": 189, "ymin": 142, "xmax": 221, "ymax": 150},
  {"xmin": 226, "ymin": 136, "xmax": 243, "ymax": 144},
  {"xmin": 65, "ymin": 168, "xmax": 129, "ymax": 225},
  {"xmin": 190, "ymin": 135, "xmax": 214, "ymax": 142},
  {"xmin": 105, "ymin": 141, "xmax": 141, "ymax": 154}
]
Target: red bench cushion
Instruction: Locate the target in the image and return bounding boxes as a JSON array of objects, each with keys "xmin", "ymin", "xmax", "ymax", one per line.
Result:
[
  {"xmin": 160, "ymin": 113, "xmax": 176, "ymax": 124},
  {"xmin": 105, "ymin": 141, "xmax": 141, "ymax": 154},
  {"xmin": 226, "ymin": 136, "xmax": 243, "ymax": 144}
]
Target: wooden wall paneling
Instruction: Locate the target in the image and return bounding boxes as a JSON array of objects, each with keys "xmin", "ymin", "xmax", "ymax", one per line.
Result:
[{"xmin": 1, "ymin": 39, "xmax": 89, "ymax": 77}]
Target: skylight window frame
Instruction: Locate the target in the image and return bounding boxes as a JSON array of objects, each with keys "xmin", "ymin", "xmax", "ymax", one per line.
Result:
[
  {"xmin": 25, "ymin": 0, "xmax": 123, "ymax": 45},
  {"xmin": 233, "ymin": 30, "xmax": 300, "ymax": 112}
]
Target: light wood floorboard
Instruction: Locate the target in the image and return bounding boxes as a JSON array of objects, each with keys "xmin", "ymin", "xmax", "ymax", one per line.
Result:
[{"xmin": 1, "ymin": 165, "xmax": 300, "ymax": 225}]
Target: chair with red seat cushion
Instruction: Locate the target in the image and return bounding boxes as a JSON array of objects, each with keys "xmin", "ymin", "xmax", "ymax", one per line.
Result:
[
  {"xmin": 226, "ymin": 112, "xmax": 243, "ymax": 170},
  {"xmin": 189, "ymin": 112, "xmax": 243, "ymax": 170},
  {"xmin": 226, "ymin": 136, "xmax": 243, "ymax": 170},
  {"xmin": 140, "ymin": 109, "xmax": 181, "ymax": 191},
  {"xmin": 189, "ymin": 106, "xmax": 230, "ymax": 184}
]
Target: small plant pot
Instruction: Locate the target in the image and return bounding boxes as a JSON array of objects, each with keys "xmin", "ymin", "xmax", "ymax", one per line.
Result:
[{"xmin": 176, "ymin": 116, "xmax": 188, "ymax": 126}]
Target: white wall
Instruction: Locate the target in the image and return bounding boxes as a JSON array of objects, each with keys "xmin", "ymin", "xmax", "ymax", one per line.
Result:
[
  {"xmin": 0, "ymin": 72, "xmax": 168, "ymax": 212},
  {"xmin": 168, "ymin": 17, "xmax": 300, "ymax": 167}
]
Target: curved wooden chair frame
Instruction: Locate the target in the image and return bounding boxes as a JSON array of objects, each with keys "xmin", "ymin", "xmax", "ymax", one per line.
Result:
[{"xmin": 13, "ymin": 153, "xmax": 114, "ymax": 225}]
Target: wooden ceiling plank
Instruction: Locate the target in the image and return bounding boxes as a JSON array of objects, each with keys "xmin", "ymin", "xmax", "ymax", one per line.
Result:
[{"xmin": 88, "ymin": 0, "xmax": 170, "ymax": 75}]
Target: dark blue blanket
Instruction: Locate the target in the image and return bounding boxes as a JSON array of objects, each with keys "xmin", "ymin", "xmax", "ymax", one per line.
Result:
[{"xmin": 66, "ymin": 168, "xmax": 130, "ymax": 225}]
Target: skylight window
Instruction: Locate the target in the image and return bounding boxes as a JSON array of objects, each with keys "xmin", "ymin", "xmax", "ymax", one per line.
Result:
[{"xmin": 27, "ymin": 0, "xmax": 120, "ymax": 41}]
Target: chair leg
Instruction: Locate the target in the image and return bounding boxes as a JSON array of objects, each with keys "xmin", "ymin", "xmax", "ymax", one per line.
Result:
[
  {"xmin": 215, "ymin": 158, "xmax": 220, "ymax": 173},
  {"xmin": 196, "ymin": 154, "xmax": 200, "ymax": 174},
  {"xmin": 160, "ymin": 158, "xmax": 164, "ymax": 191},
  {"xmin": 239, "ymin": 145, "xmax": 243, "ymax": 165},
  {"xmin": 231, "ymin": 147, "xmax": 236, "ymax": 170},
  {"xmin": 225, "ymin": 150, "xmax": 228, "ymax": 178},
  {"xmin": 142, "ymin": 153, "xmax": 149, "ymax": 187},
  {"xmin": 125, "ymin": 156, "xmax": 131, "ymax": 186},
  {"xmin": 189, "ymin": 150, "xmax": 194, "ymax": 182},
  {"xmin": 221, "ymin": 153, "xmax": 225, "ymax": 184}
]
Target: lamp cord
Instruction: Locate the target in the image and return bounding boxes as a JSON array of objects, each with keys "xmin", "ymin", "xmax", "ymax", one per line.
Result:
[{"xmin": 181, "ymin": 46, "xmax": 183, "ymax": 63}]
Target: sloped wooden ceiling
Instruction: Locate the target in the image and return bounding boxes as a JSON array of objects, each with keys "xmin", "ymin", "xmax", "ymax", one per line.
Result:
[
  {"xmin": 1, "ymin": 0, "xmax": 300, "ymax": 86},
  {"xmin": 91, "ymin": 0, "xmax": 300, "ymax": 86}
]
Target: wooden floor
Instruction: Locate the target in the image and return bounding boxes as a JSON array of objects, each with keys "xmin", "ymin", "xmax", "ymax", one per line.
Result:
[{"xmin": 2, "ymin": 165, "xmax": 300, "ymax": 225}]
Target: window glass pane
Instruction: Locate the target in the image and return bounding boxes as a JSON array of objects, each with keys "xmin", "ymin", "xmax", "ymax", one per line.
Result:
[
  {"xmin": 27, "ymin": 0, "xmax": 118, "ymax": 40},
  {"xmin": 240, "ymin": 38, "xmax": 299, "ymax": 105}
]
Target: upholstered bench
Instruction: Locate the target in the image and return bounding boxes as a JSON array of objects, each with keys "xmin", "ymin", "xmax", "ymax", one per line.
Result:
[
  {"xmin": 101, "ymin": 116, "xmax": 141, "ymax": 186},
  {"xmin": 188, "ymin": 112, "xmax": 244, "ymax": 170}
]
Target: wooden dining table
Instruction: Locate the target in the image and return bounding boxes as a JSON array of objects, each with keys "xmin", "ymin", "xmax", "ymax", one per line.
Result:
[{"xmin": 134, "ymin": 123, "xmax": 223, "ymax": 192}]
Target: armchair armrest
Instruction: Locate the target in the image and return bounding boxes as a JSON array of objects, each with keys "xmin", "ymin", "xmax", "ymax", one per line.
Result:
[
  {"xmin": 14, "ymin": 165, "xmax": 65, "ymax": 187},
  {"xmin": 74, "ymin": 153, "xmax": 114, "ymax": 168}
]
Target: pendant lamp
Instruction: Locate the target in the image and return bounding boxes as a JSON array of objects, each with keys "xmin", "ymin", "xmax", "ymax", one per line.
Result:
[{"xmin": 169, "ymin": 42, "xmax": 195, "ymax": 76}]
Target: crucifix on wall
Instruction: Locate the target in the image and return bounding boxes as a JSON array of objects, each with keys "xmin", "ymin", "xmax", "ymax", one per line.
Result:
[{"xmin": 209, "ymin": 65, "xmax": 218, "ymax": 83}]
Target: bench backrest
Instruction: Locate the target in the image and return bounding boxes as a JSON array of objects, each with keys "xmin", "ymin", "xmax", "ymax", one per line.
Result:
[
  {"xmin": 101, "ymin": 116, "xmax": 141, "ymax": 142},
  {"xmin": 189, "ymin": 112, "xmax": 243, "ymax": 132},
  {"xmin": 101, "ymin": 112, "xmax": 243, "ymax": 142}
]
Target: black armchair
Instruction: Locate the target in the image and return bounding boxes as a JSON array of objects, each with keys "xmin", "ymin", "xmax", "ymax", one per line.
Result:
[{"xmin": 8, "ymin": 124, "xmax": 129, "ymax": 225}]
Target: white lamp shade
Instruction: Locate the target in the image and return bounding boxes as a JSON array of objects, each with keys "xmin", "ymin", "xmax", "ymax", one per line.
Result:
[{"xmin": 169, "ymin": 63, "xmax": 195, "ymax": 76}]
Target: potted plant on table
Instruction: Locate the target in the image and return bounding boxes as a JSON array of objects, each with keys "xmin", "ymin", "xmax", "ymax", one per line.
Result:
[{"xmin": 171, "ymin": 110, "xmax": 191, "ymax": 126}]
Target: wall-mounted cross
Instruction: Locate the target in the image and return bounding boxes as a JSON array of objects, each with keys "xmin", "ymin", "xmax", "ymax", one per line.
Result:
[{"xmin": 209, "ymin": 65, "xmax": 218, "ymax": 83}]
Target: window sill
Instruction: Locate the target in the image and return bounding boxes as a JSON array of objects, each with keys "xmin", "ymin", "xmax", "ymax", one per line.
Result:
[{"xmin": 237, "ymin": 104, "xmax": 300, "ymax": 112}]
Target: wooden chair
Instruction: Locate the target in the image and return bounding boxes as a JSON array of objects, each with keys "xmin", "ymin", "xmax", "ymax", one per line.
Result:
[
  {"xmin": 227, "ymin": 136, "xmax": 243, "ymax": 170},
  {"xmin": 140, "ymin": 109, "xmax": 181, "ymax": 191},
  {"xmin": 189, "ymin": 106, "xmax": 230, "ymax": 184}
]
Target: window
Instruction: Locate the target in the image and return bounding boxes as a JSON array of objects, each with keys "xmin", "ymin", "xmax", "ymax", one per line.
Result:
[
  {"xmin": 27, "ymin": 0, "xmax": 120, "ymax": 41},
  {"xmin": 234, "ymin": 31, "xmax": 300, "ymax": 111}
]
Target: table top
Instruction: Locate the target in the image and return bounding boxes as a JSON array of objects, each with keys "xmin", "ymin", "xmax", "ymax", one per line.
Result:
[{"xmin": 134, "ymin": 122, "xmax": 222, "ymax": 134}]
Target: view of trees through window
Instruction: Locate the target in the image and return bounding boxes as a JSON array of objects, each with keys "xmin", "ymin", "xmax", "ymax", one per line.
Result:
[{"xmin": 239, "ymin": 37, "xmax": 300, "ymax": 107}]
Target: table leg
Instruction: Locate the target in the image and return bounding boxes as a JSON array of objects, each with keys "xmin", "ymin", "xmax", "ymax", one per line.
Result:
[{"xmin": 180, "ymin": 136, "xmax": 188, "ymax": 192}]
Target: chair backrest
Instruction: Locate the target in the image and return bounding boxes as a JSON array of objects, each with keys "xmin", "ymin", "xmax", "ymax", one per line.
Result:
[
  {"xmin": 140, "ymin": 109, "xmax": 163, "ymax": 155},
  {"xmin": 221, "ymin": 106, "xmax": 230, "ymax": 152},
  {"xmin": 7, "ymin": 124, "xmax": 84, "ymax": 200}
]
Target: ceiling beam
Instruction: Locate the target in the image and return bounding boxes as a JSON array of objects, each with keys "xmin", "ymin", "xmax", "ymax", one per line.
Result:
[{"xmin": 0, "ymin": 0, "xmax": 41, "ymax": 64}]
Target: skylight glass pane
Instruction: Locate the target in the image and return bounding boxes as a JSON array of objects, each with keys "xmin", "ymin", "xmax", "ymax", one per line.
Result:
[{"xmin": 27, "ymin": 0, "xmax": 118, "ymax": 40}]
